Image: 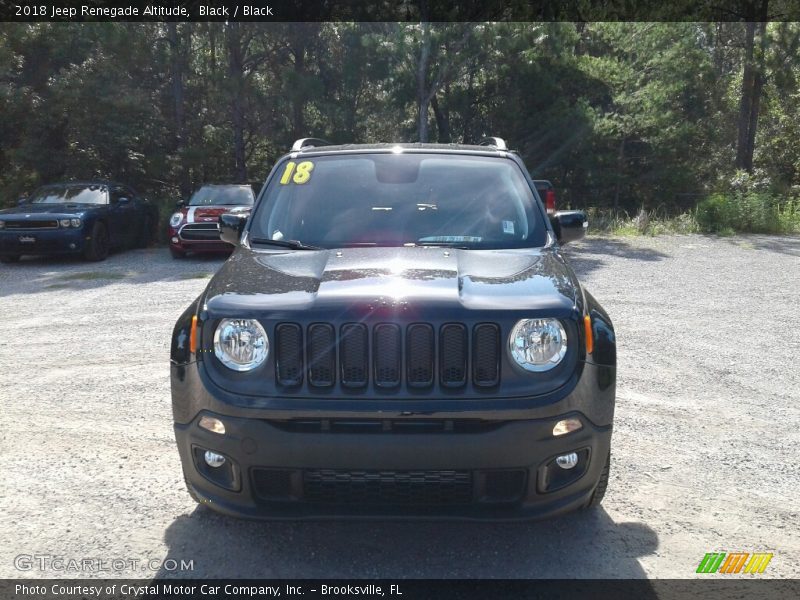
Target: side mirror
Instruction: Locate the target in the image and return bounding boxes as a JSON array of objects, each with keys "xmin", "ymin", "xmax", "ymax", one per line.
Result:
[
  {"xmin": 176, "ymin": 200, "xmax": 186, "ymax": 209},
  {"xmin": 219, "ymin": 213, "xmax": 247, "ymax": 246},
  {"xmin": 550, "ymin": 210, "xmax": 588, "ymax": 244},
  {"xmin": 118, "ymin": 197, "xmax": 130, "ymax": 204}
]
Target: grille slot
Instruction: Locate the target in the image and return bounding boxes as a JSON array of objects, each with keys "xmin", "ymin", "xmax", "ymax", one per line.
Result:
[
  {"xmin": 473, "ymin": 323, "xmax": 500, "ymax": 387},
  {"xmin": 307, "ymin": 324, "xmax": 336, "ymax": 387},
  {"xmin": 275, "ymin": 323, "xmax": 303, "ymax": 386},
  {"xmin": 373, "ymin": 324, "xmax": 401, "ymax": 387},
  {"xmin": 440, "ymin": 324, "xmax": 468, "ymax": 387},
  {"xmin": 406, "ymin": 324, "xmax": 434, "ymax": 387},
  {"xmin": 340, "ymin": 323, "xmax": 368, "ymax": 387},
  {"xmin": 303, "ymin": 470, "xmax": 473, "ymax": 505}
]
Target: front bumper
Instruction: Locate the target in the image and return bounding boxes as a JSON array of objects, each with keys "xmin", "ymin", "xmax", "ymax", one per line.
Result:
[
  {"xmin": 0, "ymin": 228, "xmax": 86, "ymax": 256},
  {"xmin": 173, "ymin": 357, "xmax": 614, "ymax": 520}
]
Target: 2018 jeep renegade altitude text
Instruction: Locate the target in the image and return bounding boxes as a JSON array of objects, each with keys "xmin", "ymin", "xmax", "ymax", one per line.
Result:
[{"xmin": 170, "ymin": 137, "xmax": 615, "ymax": 519}]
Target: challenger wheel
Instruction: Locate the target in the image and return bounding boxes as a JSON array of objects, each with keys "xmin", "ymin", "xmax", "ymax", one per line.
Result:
[{"xmin": 83, "ymin": 222, "xmax": 110, "ymax": 261}]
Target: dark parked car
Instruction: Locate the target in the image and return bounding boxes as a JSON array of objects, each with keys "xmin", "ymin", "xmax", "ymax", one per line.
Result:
[
  {"xmin": 170, "ymin": 137, "xmax": 614, "ymax": 520},
  {"xmin": 168, "ymin": 184, "xmax": 255, "ymax": 259},
  {"xmin": 0, "ymin": 182, "xmax": 157, "ymax": 262}
]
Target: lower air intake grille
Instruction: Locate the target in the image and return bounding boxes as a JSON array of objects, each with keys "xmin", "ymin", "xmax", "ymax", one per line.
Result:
[{"xmin": 303, "ymin": 470, "xmax": 473, "ymax": 505}]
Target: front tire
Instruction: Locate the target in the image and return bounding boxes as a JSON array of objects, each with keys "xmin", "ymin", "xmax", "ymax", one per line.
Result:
[
  {"xmin": 1, "ymin": 255, "xmax": 21, "ymax": 264},
  {"xmin": 83, "ymin": 222, "xmax": 110, "ymax": 261},
  {"xmin": 584, "ymin": 452, "xmax": 610, "ymax": 509}
]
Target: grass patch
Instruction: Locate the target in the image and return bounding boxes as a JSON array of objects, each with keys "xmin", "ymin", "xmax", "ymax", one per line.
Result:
[
  {"xmin": 696, "ymin": 192, "xmax": 800, "ymax": 234},
  {"xmin": 58, "ymin": 271, "xmax": 127, "ymax": 281},
  {"xmin": 179, "ymin": 272, "xmax": 212, "ymax": 280},
  {"xmin": 586, "ymin": 208, "xmax": 701, "ymax": 237}
]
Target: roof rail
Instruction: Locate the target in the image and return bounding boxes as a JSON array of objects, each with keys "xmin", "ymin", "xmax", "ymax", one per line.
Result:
[
  {"xmin": 291, "ymin": 138, "xmax": 332, "ymax": 152},
  {"xmin": 477, "ymin": 137, "xmax": 507, "ymax": 150}
]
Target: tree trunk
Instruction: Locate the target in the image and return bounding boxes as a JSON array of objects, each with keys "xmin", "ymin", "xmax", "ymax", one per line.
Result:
[
  {"xmin": 291, "ymin": 32, "xmax": 307, "ymax": 139},
  {"xmin": 735, "ymin": 22, "xmax": 756, "ymax": 171},
  {"xmin": 431, "ymin": 93, "xmax": 451, "ymax": 143},
  {"xmin": 744, "ymin": 21, "xmax": 768, "ymax": 171},
  {"xmin": 417, "ymin": 18, "xmax": 431, "ymax": 142},
  {"xmin": 226, "ymin": 23, "xmax": 248, "ymax": 182},
  {"xmin": 735, "ymin": 1, "xmax": 769, "ymax": 173}
]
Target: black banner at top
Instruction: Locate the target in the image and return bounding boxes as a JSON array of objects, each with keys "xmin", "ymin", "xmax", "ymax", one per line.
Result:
[{"xmin": 1, "ymin": 0, "xmax": 800, "ymax": 22}]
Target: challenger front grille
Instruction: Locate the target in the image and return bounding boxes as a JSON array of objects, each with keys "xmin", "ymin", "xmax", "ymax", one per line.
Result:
[
  {"xmin": 274, "ymin": 321, "xmax": 501, "ymax": 391},
  {"xmin": 4, "ymin": 220, "xmax": 59, "ymax": 230}
]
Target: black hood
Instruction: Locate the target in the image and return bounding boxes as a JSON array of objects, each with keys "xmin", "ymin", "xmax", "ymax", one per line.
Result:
[{"xmin": 204, "ymin": 246, "xmax": 580, "ymax": 317}]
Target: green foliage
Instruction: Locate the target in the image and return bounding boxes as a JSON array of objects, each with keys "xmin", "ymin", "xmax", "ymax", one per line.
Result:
[
  {"xmin": 696, "ymin": 192, "xmax": 800, "ymax": 234},
  {"xmin": 0, "ymin": 21, "xmax": 799, "ymax": 233}
]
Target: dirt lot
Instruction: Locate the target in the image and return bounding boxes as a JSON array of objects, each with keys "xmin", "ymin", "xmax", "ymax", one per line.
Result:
[{"xmin": 0, "ymin": 234, "xmax": 798, "ymax": 579}]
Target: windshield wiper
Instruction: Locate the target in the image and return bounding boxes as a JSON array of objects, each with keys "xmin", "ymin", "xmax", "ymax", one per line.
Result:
[
  {"xmin": 249, "ymin": 237, "xmax": 322, "ymax": 251},
  {"xmin": 411, "ymin": 241, "xmax": 471, "ymax": 249}
]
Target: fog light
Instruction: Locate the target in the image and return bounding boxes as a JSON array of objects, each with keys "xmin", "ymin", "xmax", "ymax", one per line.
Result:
[
  {"xmin": 204, "ymin": 450, "xmax": 226, "ymax": 468},
  {"xmin": 553, "ymin": 418, "xmax": 582, "ymax": 437},
  {"xmin": 556, "ymin": 452, "xmax": 579, "ymax": 470},
  {"xmin": 68, "ymin": 243, "xmax": 76, "ymax": 250},
  {"xmin": 171, "ymin": 236, "xmax": 179, "ymax": 244},
  {"xmin": 199, "ymin": 415, "xmax": 226, "ymax": 435}
]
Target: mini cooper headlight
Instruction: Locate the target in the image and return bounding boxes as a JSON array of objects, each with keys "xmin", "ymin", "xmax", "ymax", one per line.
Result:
[
  {"xmin": 509, "ymin": 318, "xmax": 568, "ymax": 372},
  {"xmin": 169, "ymin": 212, "xmax": 183, "ymax": 227},
  {"xmin": 213, "ymin": 318, "xmax": 269, "ymax": 371}
]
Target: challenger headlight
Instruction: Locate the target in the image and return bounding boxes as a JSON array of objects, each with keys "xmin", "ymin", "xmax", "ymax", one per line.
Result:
[
  {"xmin": 59, "ymin": 219, "xmax": 71, "ymax": 228},
  {"xmin": 169, "ymin": 212, "xmax": 183, "ymax": 227},
  {"xmin": 213, "ymin": 319, "xmax": 269, "ymax": 371},
  {"xmin": 0, "ymin": 220, "xmax": 5, "ymax": 229},
  {"xmin": 70, "ymin": 218, "xmax": 81, "ymax": 228},
  {"xmin": 509, "ymin": 318, "xmax": 568, "ymax": 372}
]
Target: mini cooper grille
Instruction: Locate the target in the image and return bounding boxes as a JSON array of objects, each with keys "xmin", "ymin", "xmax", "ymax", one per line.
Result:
[
  {"xmin": 4, "ymin": 219, "xmax": 58, "ymax": 230},
  {"xmin": 303, "ymin": 469, "xmax": 473, "ymax": 505},
  {"xmin": 275, "ymin": 321, "xmax": 501, "ymax": 391},
  {"xmin": 179, "ymin": 223, "xmax": 220, "ymax": 241}
]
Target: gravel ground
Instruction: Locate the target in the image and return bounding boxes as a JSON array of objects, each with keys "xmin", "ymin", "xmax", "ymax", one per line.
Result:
[{"xmin": 0, "ymin": 234, "xmax": 798, "ymax": 580}]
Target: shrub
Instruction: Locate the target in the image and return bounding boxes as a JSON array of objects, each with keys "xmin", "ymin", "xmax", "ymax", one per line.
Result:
[{"xmin": 696, "ymin": 192, "xmax": 800, "ymax": 234}]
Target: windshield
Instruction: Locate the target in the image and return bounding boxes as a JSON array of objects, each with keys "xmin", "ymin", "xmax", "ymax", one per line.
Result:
[
  {"xmin": 28, "ymin": 185, "xmax": 108, "ymax": 205},
  {"xmin": 249, "ymin": 154, "xmax": 546, "ymax": 249},
  {"xmin": 189, "ymin": 185, "xmax": 254, "ymax": 206}
]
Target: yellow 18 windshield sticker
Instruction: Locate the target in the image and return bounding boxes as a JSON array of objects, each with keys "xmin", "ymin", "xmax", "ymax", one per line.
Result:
[{"xmin": 279, "ymin": 161, "xmax": 314, "ymax": 185}]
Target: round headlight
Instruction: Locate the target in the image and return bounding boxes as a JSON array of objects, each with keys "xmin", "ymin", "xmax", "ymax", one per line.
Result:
[
  {"xmin": 169, "ymin": 212, "xmax": 183, "ymax": 227},
  {"xmin": 509, "ymin": 318, "xmax": 568, "ymax": 372},
  {"xmin": 59, "ymin": 219, "xmax": 71, "ymax": 228},
  {"xmin": 70, "ymin": 218, "xmax": 81, "ymax": 228},
  {"xmin": 213, "ymin": 319, "xmax": 269, "ymax": 371},
  {"xmin": 0, "ymin": 220, "xmax": 5, "ymax": 229}
]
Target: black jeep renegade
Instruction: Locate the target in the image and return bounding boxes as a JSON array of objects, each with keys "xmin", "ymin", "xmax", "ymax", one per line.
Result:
[{"xmin": 170, "ymin": 138, "xmax": 616, "ymax": 520}]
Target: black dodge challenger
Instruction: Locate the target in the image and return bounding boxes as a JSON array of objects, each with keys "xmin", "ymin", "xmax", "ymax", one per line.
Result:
[
  {"xmin": 171, "ymin": 138, "xmax": 616, "ymax": 519},
  {"xmin": 0, "ymin": 181, "xmax": 158, "ymax": 262}
]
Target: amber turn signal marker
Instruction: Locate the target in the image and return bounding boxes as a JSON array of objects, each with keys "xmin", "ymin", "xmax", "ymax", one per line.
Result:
[
  {"xmin": 190, "ymin": 315, "xmax": 198, "ymax": 354},
  {"xmin": 584, "ymin": 314, "xmax": 593, "ymax": 355}
]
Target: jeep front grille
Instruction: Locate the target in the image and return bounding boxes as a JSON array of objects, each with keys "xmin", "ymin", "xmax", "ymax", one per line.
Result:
[{"xmin": 274, "ymin": 321, "xmax": 501, "ymax": 391}]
